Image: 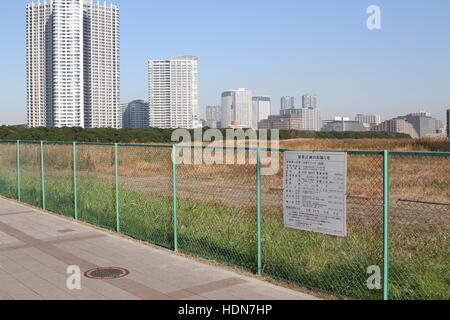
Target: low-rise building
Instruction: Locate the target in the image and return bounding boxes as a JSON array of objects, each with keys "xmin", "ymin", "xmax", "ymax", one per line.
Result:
[
  {"xmin": 400, "ymin": 112, "xmax": 439, "ymax": 138},
  {"xmin": 122, "ymin": 100, "xmax": 149, "ymax": 129},
  {"xmin": 371, "ymin": 118, "xmax": 419, "ymax": 138},
  {"xmin": 322, "ymin": 120, "xmax": 367, "ymax": 132},
  {"xmin": 205, "ymin": 105, "xmax": 222, "ymax": 128},
  {"xmin": 258, "ymin": 115, "xmax": 302, "ymax": 130},
  {"xmin": 355, "ymin": 114, "xmax": 381, "ymax": 127},
  {"xmin": 281, "ymin": 108, "xmax": 322, "ymax": 131}
]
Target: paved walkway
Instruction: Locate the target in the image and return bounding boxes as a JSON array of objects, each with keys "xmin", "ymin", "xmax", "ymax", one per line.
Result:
[{"xmin": 0, "ymin": 198, "xmax": 317, "ymax": 300}]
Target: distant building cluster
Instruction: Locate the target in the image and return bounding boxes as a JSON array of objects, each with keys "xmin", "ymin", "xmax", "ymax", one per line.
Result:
[
  {"xmin": 447, "ymin": 109, "xmax": 450, "ymax": 138},
  {"xmin": 271, "ymin": 94, "xmax": 322, "ymax": 131},
  {"xmin": 258, "ymin": 115, "xmax": 302, "ymax": 130},
  {"xmin": 25, "ymin": 1, "xmax": 448, "ymax": 139},
  {"xmin": 322, "ymin": 120, "xmax": 366, "ymax": 132},
  {"xmin": 372, "ymin": 118, "xmax": 419, "ymax": 138},
  {"xmin": 372, "ymin": 112, "xmax": 444, "ymax": 138}
]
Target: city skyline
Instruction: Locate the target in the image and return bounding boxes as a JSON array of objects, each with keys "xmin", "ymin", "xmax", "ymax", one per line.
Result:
[{"xmin": 1, "ymin": 0, "xmax": 449, "ymax": 125}]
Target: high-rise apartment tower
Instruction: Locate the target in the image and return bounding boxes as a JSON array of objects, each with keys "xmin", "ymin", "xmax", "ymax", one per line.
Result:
[
  {"xmin": 280, "ymin": 96, "xmax": 295, "ymax": 110},
  {"xmin": 252, "ymin": 96, "xmax": 271, "ymax": 130},
  {"xmin": 302, "ymin": 94, "xmax": 317, "ymax": 109},
  {"xmin": 221, "ymin": 88, "xmax": 252, "ymax": 129},
  {"xmin": 26, "ymin": 0, "xmax": 120, "ymax": 128},
  {"xmin": 148, "ymin": 55, "xmax": 199, "ymax": 129}
]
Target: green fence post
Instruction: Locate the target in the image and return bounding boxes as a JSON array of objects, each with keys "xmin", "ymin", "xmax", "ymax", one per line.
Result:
[
  {"xmin": 40, "ymin": 141, "xmax": 46, "ymax": 210},
  {"xmin": 73, "ymin": 142, "xmax": 78, "ymax": 220},
  {"xmin": 257, "ymin": 147, "xmax": 262, "ymax": 276},
  {"xmin": 16, "ymin": 140, "xmax": 21, "ymax": 201},
  {"xmin": 383, "ymin": 150, "xmax": 390, "ymax": 300},
  {"xmin": 172, "ymin": 145, "xmax": 178, "ymax": 252},
  {"xmin": 115, "ymin": 143, "xmax": 121, "ymax": 233}
]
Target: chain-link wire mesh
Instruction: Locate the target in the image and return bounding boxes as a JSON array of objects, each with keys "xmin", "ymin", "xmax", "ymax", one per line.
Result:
[
  {"xmin": 0, "ymin": 140, "xmax": 448, "ymax": 300},
  {"xmin": 43, "ymin": 143, "xmax": 74, "ymax": 218},
  {"xmin": 19, "ymin": 142, "xmax": 42, "ymax": 207},
  {"xmin": 261, "ymin": 151, "xmax": 384, "ymax": 300},
  {"xmin": 0, "ymin": 142, "xmax": 17, "ymax": 199},
  {"xmin": 176, "ymin": 147, "xmax": 258, "ymax": 271},
  {"xmin": 76, "ymin": 144, "xmax": 116, "ymax": 230},
  {"xmin": 389, "ymin": 154, "xmax": 449, "ymax": 300},
  {"xmin": 119, "ymin": 145, "xmax": 173, "ymax": 248}
]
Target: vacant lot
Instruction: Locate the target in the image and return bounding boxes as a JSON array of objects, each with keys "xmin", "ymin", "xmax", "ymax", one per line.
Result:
[
  {"xmin": 0, "ymin": 140, "xmax": 448, "ymax": 300},
  {"xmin": 278, "ymin": 138, "xmax": 449, "ymax": 152}
]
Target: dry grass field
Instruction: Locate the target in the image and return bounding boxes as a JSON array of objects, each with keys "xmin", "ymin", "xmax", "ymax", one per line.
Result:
[
  {"xmin": 0, "ymin": 139, "xmax": 448, "ymax": 300},
  {"xmin": 279, "ymin": 137, "xmax": 449, "ymax": 152}
]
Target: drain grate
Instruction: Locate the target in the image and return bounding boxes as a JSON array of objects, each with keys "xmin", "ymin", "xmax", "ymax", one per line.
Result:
[{"xmin": 84, "ymin": 267, "xmax": 129, "ymax": 280}]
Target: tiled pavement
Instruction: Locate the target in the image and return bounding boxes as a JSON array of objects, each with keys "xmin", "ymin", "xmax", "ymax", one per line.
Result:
[{"xmin": 0, "ymin": 197, "xmax": 318, "ymax": 300}]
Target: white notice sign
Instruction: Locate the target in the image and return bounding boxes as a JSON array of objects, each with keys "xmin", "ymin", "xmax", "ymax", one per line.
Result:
[{"xmin": 283, "ymin": 151, "xmax": 347, "ymax": 237}]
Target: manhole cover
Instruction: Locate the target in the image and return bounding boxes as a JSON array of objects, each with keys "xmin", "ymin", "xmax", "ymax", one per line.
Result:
[{"xmin": 84, "ymin": 267, "xmax": 129, "ymax": 280}]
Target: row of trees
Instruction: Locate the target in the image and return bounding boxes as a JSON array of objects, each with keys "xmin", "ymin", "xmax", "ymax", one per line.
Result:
[{"xmin": 0, "ymin": 126, "xmax": 411, "ymax": 143}]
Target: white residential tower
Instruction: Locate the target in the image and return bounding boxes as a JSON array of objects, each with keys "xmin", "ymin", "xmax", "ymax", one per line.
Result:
[
  {"xmin": 252, "ymin": 96, "xmax": 271, "ymax": 130},
  {"xmin": 281, "ymin": 96, "xmax": 295, "ymax": 110},
  {"xmin": 148, "ymin": 55, "xmax": 199, "ymax": 129},
  {"xmin": 221, "ymin": 88, "xmax": 253, "ymax": 128},
  {"xmin": 26, "ymin": 0, "xmax": 120, "ymax": 128},
  {"xmin": 302, "ymin": 94, "xmax": 317, "ymax": 109}
]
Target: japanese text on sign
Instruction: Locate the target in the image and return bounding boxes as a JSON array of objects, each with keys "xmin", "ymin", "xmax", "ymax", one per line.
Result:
[{"xmin": 283, "ymin": 151, "xmax": 347, "ymax": 237}]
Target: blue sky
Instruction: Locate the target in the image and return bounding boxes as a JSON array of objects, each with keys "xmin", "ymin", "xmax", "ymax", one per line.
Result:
[{"xmin": 1, "ymin": 0, "xmax": 449, "ymax": 125}]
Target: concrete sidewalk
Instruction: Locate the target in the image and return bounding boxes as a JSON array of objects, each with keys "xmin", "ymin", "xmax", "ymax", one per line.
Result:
[{"xmin": 0, "ymin": 197, "xmax": 318, "ymax": 300}]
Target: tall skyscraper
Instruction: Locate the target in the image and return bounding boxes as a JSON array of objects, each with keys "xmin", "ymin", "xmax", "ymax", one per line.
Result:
[
  {"xmin": 221, "ymin": 88, "xmax": 252, "ymax": 128},
  {"xmin": 299, "ymin": 107, "xmax": 322, "ymax": 131},
  {"xmin": 252, "ymin": 96, "xmax": 271, "ymax": 130},
  {"xmin": 148, "ymin": 55, "xmax": 199, "ymax": 129},
  {"xmin": 282, "ymin": 107, "xmax": 322, "ymax": 131},
  {"xmin": 302, "ymin": 94, "xmax": 317, "ymax": 109},
  {"xmin": 280, "ymin": 96, "xmax": 295, "ymax": 110},
  {"xmin": 26, "ymin": 0, "xmax": 120, "ymax": 128},
  {"xmin": 122, "ymin": 100, "xmax": 149, "ymax": 129}
]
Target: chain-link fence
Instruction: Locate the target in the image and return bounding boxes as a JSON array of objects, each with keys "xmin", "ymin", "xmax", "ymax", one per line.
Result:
[
  {"xmin": 0, "ymin": 141, "xmax": 17, "ymax": 199},
  {"xmin": 0, "ymin": 140, "xmax": 448, "ymax": 300},
  {"xmin": 389, "ymin": 153, "xmax": 449, "ymax": 300},
  {"xmin": 261, "ymin": 151, "xmax": 385, "ymax": 300},
  {"xmin": 177, "ymin": 147, "xmax": 257, "ymax": 271},
  {"xmin": 119, "ymin": 145, "xmax": 173, "ymax": 248},
  {"xmin": 44, "ymin": 142, "xmax": 75, "ymax": 218}
]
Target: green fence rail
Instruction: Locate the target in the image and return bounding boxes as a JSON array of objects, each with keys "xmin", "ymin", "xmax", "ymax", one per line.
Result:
[{"xmin": 0, "ymin": 140, "xmax": 448, "ymax": 300}]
